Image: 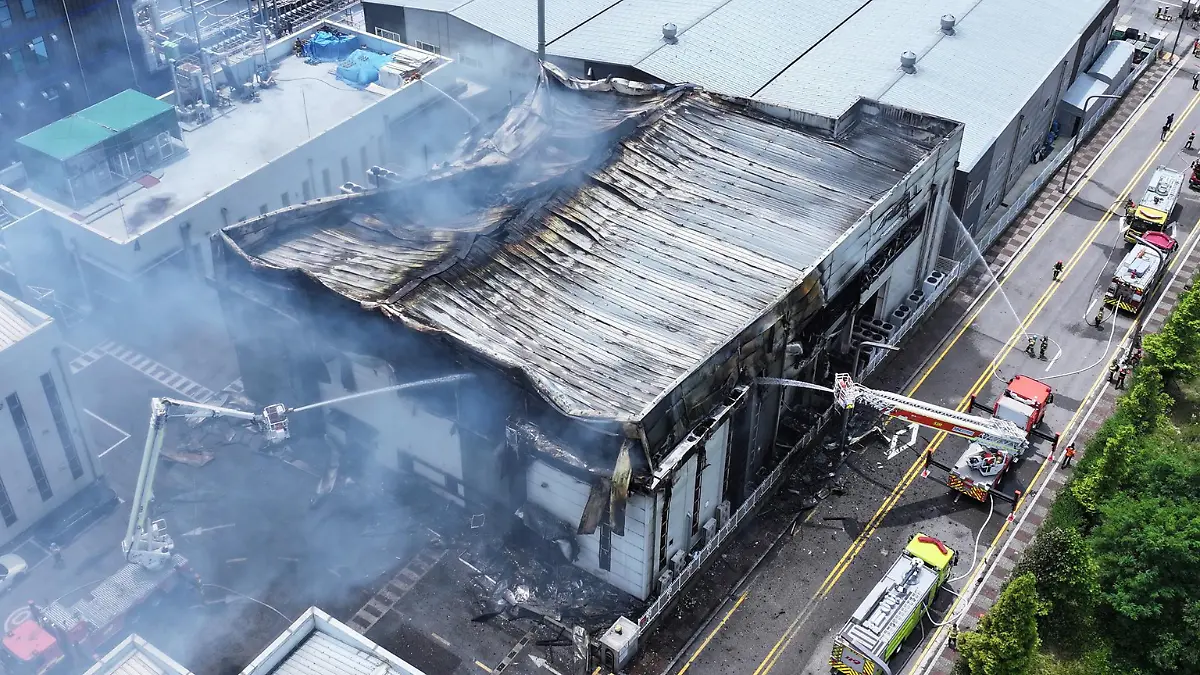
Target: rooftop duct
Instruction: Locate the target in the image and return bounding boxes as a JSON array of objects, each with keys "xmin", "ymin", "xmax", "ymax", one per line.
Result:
[
  {"xmin": 940, "ymin": 14, "xmax": 956, "ymax": 35},
  {"xmin": 900, "ymin": 51, "xmax": 917, "ymax": 74},
  {"xmin": 663, "ymin": 23, "xmax": 678, "ymax": 44}
]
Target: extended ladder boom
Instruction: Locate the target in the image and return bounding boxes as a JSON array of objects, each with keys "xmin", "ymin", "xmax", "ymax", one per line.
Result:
[{"xmin": 833, "ymin": 374, "xmax": 1027, "ymax": 453}]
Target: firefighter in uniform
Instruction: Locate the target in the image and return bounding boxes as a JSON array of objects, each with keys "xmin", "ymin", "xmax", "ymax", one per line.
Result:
[
  {"xmin": 1026, "ymin": 335, "xmax": 1038, "ymax": 357},
  {"xmin": 1116, "ymin": 367, "xmax": 1129, "ymax": 389},
  {"xmin": 1109, "ymin": 359, "xmax": 1120, "ymax": 383},
  {"xmin": 1095, "ymin": 305, "xmax": 1106, "ymax": 330},
  {"xmin": 1062, "ymin": 443, "xmax": 1077, "ymax": 469},
  {"xmin": 1039, "ymin": 335, "xmax": 1049, "ymax": 360},
  {"xmin": 1052, "ymin": 260, "xmax": 1064, "ymax": 281}
]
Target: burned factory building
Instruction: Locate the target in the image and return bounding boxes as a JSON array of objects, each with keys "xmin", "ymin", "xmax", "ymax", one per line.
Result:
[{"xmin": 211, "ymin": 65, "xmax": 962, "ymax": 606}]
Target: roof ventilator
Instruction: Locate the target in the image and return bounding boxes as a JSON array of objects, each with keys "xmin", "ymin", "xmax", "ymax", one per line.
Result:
[
  {"xmin": 662, "ymin": 23, "xmax": 678, "ymax": 44},
  {"xmin": 900, "ymin": 51, "xmax": 917, "ymax": 74},
  {"xmin": 940, "ymin": 14, "xmax": 956, "ymax": 35}
]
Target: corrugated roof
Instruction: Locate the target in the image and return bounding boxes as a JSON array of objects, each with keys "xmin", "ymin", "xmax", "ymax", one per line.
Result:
[
  {"xmin": 1089, "ymin": 39, "xmax": 1134, "ymax": 83},
  {"xmin": 16, "ymin": 116, "xmax": 115, "ymax": 161},
  {"xmin": 547, "ymin": 0, "xmax": 730, "ymax": 69},
  {"xmin": 875, "ymin": 0, "xmax": 1107, "ymax": 169},
  {"xmin": 753, "ymin": 0, "xmax": 979, "ymax": 119},
  {"xmin": 273, "ymin": 632, "xmax": 390, "ymax": 675},
  {"xmin": 634, "ymin": 0, "xmax": 870, "ymax": 97},
  {"xmin": 16, "ymin": 89, "xmax": 174, "ymax": 161},
  {"xmin": 364, "ymin": 0, "xmax": 471, "ymax": 10},
  {"xmin": 452, "ymin": 0, "xmax": 623, "ymax": 52},
  {"xmin": 222, "ymin": 66, "xmax": 953, "ymax": 422},
  {"xmin": 84, "ymin": 635, "xmax": 193, "ymax": 675},
  {"xmin": 396, "ymin": 0, "xmax": 1106, "ymax": 171},
  {"xmin": 0, "ymin": 292, "xmax": 50, "ymax": 350},
  {"xmin": 77, "ymin": 90, "xmax": 175, "ymax": 134},
  {"xmin": 239, "ymin": 607, "xmax": 424, "ymax": 675}
]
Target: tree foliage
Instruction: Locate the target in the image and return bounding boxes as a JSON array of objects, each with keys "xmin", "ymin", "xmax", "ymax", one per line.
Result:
[
  {"xmin": 1013, "ymin": 527, "xmax": 1099, "ymax": 646},
  {"xmin": 1091, "ymin": 495, "xmax": 1200, "ymax": 674},
  {"xmin": 958, "ymin": 573, "xmax": 1047, "ymax": 675}
]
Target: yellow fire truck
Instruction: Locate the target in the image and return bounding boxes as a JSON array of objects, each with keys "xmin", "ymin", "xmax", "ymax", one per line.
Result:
[
  {"xmin": 830, "ymin": 534, "xmax": 956, "ymax": 674},
  {"xmin": 1124, "ymin": 166, "xmax": 1183, "ymax": 244}
]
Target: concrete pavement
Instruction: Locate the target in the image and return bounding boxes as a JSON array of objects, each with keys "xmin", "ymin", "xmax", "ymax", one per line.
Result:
[{"xmin": 664, "ymin": 47, "xmax": 1200, "ymax": 675}]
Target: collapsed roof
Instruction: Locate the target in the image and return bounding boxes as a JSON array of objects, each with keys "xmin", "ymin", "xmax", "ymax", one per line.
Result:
[{"xmin": 220, "ymin": 64, "xmax": 955, "ymax": 425}]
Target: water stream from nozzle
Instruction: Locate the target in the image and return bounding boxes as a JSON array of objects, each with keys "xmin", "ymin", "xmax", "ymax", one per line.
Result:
[
  {"xmin": 947, "ymin": 207, "xmax": 1029, "ymax": 338},
  {"xmin": 421, "ymin": 79, "xmax": 479, "ymax": 126}
]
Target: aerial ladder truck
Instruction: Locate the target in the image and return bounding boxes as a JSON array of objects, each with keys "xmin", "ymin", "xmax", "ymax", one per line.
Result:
[
  {"xmin": 832, "ymin": 373, "xmax": 1057, "ymax": 505},
  {"xmin": 2, "ymin": 376, "xmax": 468, "ymax": 674}
]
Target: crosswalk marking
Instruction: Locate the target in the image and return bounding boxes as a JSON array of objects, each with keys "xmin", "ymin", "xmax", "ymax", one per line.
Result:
[{"xmin": 73, "ymin": 341, "xmax": 217, "ymax": 402}]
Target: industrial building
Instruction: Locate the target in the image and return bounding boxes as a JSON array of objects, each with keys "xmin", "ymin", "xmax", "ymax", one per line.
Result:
[
  {"xmin": 213, "ymin": 64, "xmax": 962, "ymax": 614},
  {"xmin": 0, "ymin": 0, "xmax": 159, "ymax": 167},
  {"xmin": 0, "ymin": 22, "xmax": 459, "ymax": 320},
  {"xmin": 359, "ymin": 0, "xmax": 1118, "ymax": 256},
  {"xmin": 0, "ymin": 290, "xmax": 101, "ymax": 548},
  {"xmin": 85, "ymin": 608, "xmax": 426, "ymax": 674}
]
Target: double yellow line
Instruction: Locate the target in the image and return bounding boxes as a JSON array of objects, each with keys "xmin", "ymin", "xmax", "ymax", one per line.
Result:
[
  {"xmin": 907, "ymin": 214, "xmax": 1200, "ymax": 672},
  {"xmin": 748, "ymin": 76, "xmax": 1200, "ymax": 675}
]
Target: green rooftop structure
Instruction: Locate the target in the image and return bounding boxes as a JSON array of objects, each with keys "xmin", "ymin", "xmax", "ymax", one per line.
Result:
[{"xmin": 16, "ymin": 90, "xmax": 184, "ymax": 209}]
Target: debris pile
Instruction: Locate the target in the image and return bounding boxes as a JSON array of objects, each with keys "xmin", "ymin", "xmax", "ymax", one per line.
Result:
[{"xmin": 462, "ymin": 525, "xmax": 644, "ymax": 632}]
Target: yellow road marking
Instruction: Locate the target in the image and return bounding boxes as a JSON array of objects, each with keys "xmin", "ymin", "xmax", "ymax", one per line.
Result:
[
  {"xmin": 907, "ymin": 216, "xmax": 1200, "ymax": 670},
  {"xmin": 750, "ymin": 71, "xmax": 1200, "ymax": 675},
  {"xmin": 677, "ymin": 592, "xmax": 749, "ymax": 675}
]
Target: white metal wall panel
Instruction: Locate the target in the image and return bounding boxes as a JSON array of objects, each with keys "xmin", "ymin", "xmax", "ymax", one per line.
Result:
[
  {"xmin": 525, "ymin": 459, "xmax": 653, "ymax": 598},
  {"xmin": 323, "ymin": 356, "xmax": 463, "ymax": 481},
  {"xmin": 697, "ymin": 421, "xmax": 728, "ymax": 530}
]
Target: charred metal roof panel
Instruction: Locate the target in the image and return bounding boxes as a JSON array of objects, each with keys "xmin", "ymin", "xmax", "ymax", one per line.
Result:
[{"xmin": 224, "ymin": 68, "xmax": 950, "ymax": 423}]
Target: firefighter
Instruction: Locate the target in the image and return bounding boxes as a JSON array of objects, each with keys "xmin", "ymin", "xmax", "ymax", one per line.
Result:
[
  {"xmin": 1193, "ymin": 72, "xmax": 1199, "ymax": 90},
  {"xmin": 1189, "ymin": 131, "xmax": 1196, "ymax": 150},
  {"xmin": 1168, "ymin": 113, "xmax": 1176, "ymax": 130},
  {"xmin": 1116, "ymin": 367, "xmax": 1129, "ymax": 389},
  {"xmin": 1026, "ymin": 334, "xmax": 1038, "ymax": 357},
  {"xmin": 1062, "ymin": 443, "xmax": 1076, "ymax": 469},
  {"xmin": 1162, "ymin": 122, "xmax": 1171, "ymax": 141},
  {"xmin": 49, "ymin": 542, "xmax": 63, "ymax": 568},
  {"xmin": 1052, "ymin": 260, "xmax": 1064, "ymax": 281},
  {"xmin": 1130, "ymin": 347, "xmax": 1144, "ymax": 366},
  {"xmin": 1039, "ymin": 335, "xmax": 1049, "ymax": 360},
  {"xmin": 1094, "ymin": 305, "xmax": 1106, "ymax": 329}
]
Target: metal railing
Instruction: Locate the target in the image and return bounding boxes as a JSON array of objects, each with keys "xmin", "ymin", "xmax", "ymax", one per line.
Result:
[
  {"xmin": 966, "ymin": 40, "xmax": 1165, "ymax": 258},
  {"xmin": 637, "ymin": 403, "xmax": 837, "ymax": 631}
]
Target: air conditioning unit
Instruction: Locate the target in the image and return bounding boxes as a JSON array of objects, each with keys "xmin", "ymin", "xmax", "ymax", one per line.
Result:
[
  {"xmin": 718, "ymin": 500, "xmax": 731, "ymax": 526},
  {"xmin": 657, "ymin": 570, "xmax": 673, "ymax": 590},
  {"xmin": 669, "ymin": 549, "xmax": 686, "ymax": 573}
]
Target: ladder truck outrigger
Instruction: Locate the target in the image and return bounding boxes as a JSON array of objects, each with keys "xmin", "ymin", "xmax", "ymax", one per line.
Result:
[
  {"xmin": 3, "ymin": 376, "xmax": 469, "ymax": 674},
  {"xmin": 833, "ymin": 373, "xmax": 1058, "ymax": 507}
]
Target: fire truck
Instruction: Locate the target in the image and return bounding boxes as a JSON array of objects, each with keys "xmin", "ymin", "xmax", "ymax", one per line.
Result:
[
  {"xmin": 834, "ymin": 373, "xmax": 1057, "ymax": 505},
  {"xmin": 1, "ymin": 380, "xmax": 466, "ymax": 673},
  {"xmin": 1124, "ymin": 166, "xmax": 1183, "ymax": 244},
  {"xmin": 1104, "ymin": 231, "xmax": 1177, "ymax": 314},
  {"xmin": 829, "ymin": 533, "xmax": 956, "ymax": 675}
]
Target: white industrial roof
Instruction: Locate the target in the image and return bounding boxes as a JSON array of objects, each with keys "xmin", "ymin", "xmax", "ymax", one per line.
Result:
[
  {"xmin": 84, "ymin": 635, "xmax": 194, "ymax": 675},
  {"xmin": 397, "ymin": 0, "xmax": 1110, "ymax": 170},
  {"xmin": 239, "ymin": 607, "xmax": 425, "ymax": 675},
  {"xmin": 0, "ymin": 290, "xmax": 51, "ymax": 350}
]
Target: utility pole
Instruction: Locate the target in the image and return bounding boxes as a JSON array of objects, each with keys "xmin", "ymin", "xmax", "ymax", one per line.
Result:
[{"xmin": 537, "ymin": 0, "xmax": 546, "ymax": 62}]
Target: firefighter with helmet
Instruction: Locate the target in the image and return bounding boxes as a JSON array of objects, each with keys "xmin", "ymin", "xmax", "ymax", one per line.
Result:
[{"xmin": 1052, "ymin": 260, "xmax": 1064, "ymax": 281}]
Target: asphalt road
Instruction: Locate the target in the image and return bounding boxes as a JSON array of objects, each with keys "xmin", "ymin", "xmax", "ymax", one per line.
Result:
[{"xmin": 671, "ymin": 50, "xmax": 1200, "ymax": 675}]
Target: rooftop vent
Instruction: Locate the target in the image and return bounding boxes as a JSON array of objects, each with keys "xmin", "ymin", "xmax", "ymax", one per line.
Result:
[
  {"xmin": 662, "ymin": 23, "xmax": 678, "ymax": 44},
  {"xmin": 900, "ymin": 51, "xmax": 917, "ymax": 74},
  {"xmin": 940, "ymin": 14, "xmax": 956, "ymax": 35}
]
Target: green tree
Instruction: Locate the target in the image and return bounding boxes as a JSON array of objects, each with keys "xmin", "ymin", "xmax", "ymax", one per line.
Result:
[
  {"xmin": 1142, "ymin": 288, "xmax": 1200, "ymax": 378},
  {"xmin": 1013, "ymin": 527, "xmax": 1099, "ymax": 648},
  {"xmin": 957, "ymin": 573, "xmax": 1047, "ymax": 675},
  {"xmin": 1092, "ymin": 494, "xmax": 1200, "ymax": 674},
  {"xmin": 1069, "ymin": 421, "xmax": 1142, "ymax": 518}
]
